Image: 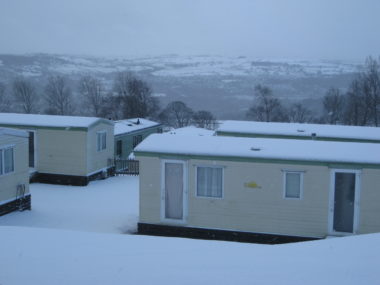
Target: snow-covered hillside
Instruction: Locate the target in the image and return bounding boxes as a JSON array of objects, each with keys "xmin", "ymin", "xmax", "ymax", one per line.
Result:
[
  {"xmin": 0, "ymin": 176, "xmax": 379, "ymax": 285},
  {"xmin": 0, "ymin": 54, "xmax": 361, "ymax": 78}
]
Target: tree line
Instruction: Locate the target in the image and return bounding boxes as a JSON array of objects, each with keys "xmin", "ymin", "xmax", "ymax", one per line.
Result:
[
  {"xmin": 0, "ymin": 72, "xmax": 217, "ymax": 129},
  {"xmin": 246, "ymin": 56, "xmax": 380, "ymax": 126}
]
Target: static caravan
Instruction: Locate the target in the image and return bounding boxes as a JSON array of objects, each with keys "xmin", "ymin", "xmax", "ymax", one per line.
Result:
[
  {"xmin": 135, "ymin": 134, "xmax": 380, "ymax": 243},
  {"xmin": 114, "ymin": 118, "xmax": 162, "ymax": 160},
  {"xmin": 0, "ymin": 113, "xmax": 114, "ymax": 186},
  {"xmin": 0, "ymin": 128, "xmax": 30, "ymax": 216},
  {"xmin": 217, "ymin": 120, "xmax": 380, "ymax": 143}
]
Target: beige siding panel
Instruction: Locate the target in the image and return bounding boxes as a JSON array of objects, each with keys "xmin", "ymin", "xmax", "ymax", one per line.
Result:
[
  {"xmin": 87, "ymin": 123, "xmax": 114, "ymax": 174},
  {"xmin": 358, "ymin": 169, "xmax": 380, "ymax": 233},
  {"xmin": 188, "ymin": 160, "xmax": 330, "ymax": 238},
  {"xmin": 138, "ymin": 155, "xmax": 380, "ymax": 238},
  {"xmin": 37, "ymin": 129, "xmax": 88, "ymax": 176},
  {"xmin": 0, "ymin": 134, "xmax": 29, "ymax": 202},
  {"xmin": 138, "ymin": 156, "xmax": 162, "ymax": 224}
]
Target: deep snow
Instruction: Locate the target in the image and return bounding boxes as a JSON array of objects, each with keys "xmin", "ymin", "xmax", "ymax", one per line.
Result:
[{"xmin": 0, "ymin": 175, "xmax": 379, "ymax": 285}]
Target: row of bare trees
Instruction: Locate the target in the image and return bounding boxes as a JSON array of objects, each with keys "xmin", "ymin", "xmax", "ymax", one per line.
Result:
[
  {"xmin": 0, "ymin": 75, "xmax": 74, "ymax": 115},
  {"xmin": 247, "ymin": 56, "xmax": 380, "ymax": 126},
  {"xmin": 246, "ymin": 84, "xmax": 314, "ymax": 123},
  {"xmin": 0, "ymin": 71, "xmax": 217, "ymax": 129},
  {"xmin": 158, "ymin": 101, "xmax": 216, "ymax": 129}
]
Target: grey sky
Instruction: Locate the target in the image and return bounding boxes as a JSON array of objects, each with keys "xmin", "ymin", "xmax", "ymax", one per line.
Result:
[{"xmin": 0, "ymin": 0, "xmax": 379, "ymax": 60}]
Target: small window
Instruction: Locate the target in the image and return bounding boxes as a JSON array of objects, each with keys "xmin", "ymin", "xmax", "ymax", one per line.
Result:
[
  {"xmin": 116, "ymin": 140, "xmax": 122, "ymax": 156},
  {"xmin": 0, "ymin": 149, "xmax": 3, "ymax": 174},
  {"xmin": 197, "ymin": 166, "xmax": 223, "ymax": 198},
  {"xmin": 97, "ymin": 131, "xmax": 107, "ymax": 151},
  {"xmin": 133, "ymin": 135, "xmax": 143, "ymax": 148},
  {"xmin": 284, "ymin": 171, "xmax": 303, "ymax": 199},
  {"xmin": 0, "ymin": 147, "xmax": 14, "ymax": 175}
]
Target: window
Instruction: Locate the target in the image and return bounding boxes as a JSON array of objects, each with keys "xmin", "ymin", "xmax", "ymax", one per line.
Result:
[
  {"xmin": 97, "ymin": 131, "xmax": 107, "ymax": 151},
  {"xmin": 116, "ymin": 140, "xmax": 122, "ymax": 156},
  {"xmin": 196, "ymin": 166, "xmax": 223, "ymax": 198},
  {"xmin": 133, "ymin": 135, "xmax": 143, "ymax": 148},
  {"xmin": 0, "ymin": 147, "xmax": 14, "ymax": 175},
  {"xmin": 284, "ymin": 171, "xmax": 303, "ymax": 199}
]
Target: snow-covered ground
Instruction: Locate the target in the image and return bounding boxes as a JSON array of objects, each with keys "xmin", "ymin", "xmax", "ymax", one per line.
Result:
[
  {"xmin": 0, "ymin": 176, "xmax": 139, "ymax": 234},
  {"xmin": 0, "ymin": 175, "xmax": 379, "ymax": 284}
]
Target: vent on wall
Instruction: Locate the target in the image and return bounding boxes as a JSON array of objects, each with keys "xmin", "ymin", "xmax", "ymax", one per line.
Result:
[{"xmin": 250, "ymin": 147, "xmax": 261, "ymax": 151}]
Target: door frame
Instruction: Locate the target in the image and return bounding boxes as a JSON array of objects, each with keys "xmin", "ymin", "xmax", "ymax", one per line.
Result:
[
  {"xmin": 328, "ymin": 169, "xmax": 361, "ymax": 236},
  {"xmin": 26, "ymin": 130, "xmax": 37, "ymax": 170},
  {"xmin": 160, "ymin": 159, "xmax": 188, "ymax": 224}
]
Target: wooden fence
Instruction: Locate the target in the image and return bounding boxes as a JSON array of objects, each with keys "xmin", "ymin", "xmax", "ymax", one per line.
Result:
[{"xmin": 114, "ymin": 159, "xmax": 139, "ymax": 175}]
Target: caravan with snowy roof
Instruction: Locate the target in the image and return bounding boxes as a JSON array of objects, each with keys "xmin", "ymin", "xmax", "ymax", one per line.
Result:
[
  {"xmin": 135, "ymin": 133, "xmax": 380, "ymax": 243},
  {"xmin": 114, "ymin": 118, "xmax": 162, "ymax": 160},
  {"xmin": 0, "ymin": 113, "xmax": 114, "ymax": 186},
  {"xmin": 0, "ymin": 128, "xmax": 30, "ymax": 216}
]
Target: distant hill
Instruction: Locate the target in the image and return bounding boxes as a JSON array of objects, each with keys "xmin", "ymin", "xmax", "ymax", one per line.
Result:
[{"xmin": 0, "ymin": 54, "xmax": 361, "ymax": 119}]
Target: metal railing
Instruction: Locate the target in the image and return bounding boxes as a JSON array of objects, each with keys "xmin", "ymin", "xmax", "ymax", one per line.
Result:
[{"xmin": 114, "ymin": 159, "xmax": 139, "ymax": 175}]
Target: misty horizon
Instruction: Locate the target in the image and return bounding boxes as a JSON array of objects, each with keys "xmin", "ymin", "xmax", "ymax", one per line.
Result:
[{"xmin": 1, "ymin": 0, "xmax": 379, "ymax": 61}]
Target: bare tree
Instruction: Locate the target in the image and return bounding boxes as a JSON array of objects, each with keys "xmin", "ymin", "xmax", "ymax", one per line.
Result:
[
  {"xmin": 361, "ymin": 56, "xmax": 380, "ymax": 126},
  {"xmin": 79, "ymin": 75, "xmax": 104, "ymax": 116},
  {"xmin": 44, "ymin": 75, "xmax": 73, "ymax": 115},
  {"xmin": 113, "ymin": 71, "xmax": 159, "ymax": 118},
  {"xmin": 246, "ymin": 84, "xmax": 286, "ymax": 122},
  {"xmin": 0, "ymin": 82, "xmax": 11, "ymax": 112},
  {"xmin": 342, "ymin": 78, "xmax": 368, "ymax": 126},
  {"xmin": 12, "ymin": 77, "xmax": 38, "ymax": 113},
  {"xmin": 98, "ymin": 91, "xmax": 123, "ymax": 120},
  {"xmin": 288, "ymin": 103, "xmax": 313, "ymax": 123},
  {"xmin": 193, "ymin": 110, "xmax": 217, "ymax": 129},
  {"xmin": 322, "ymin": 87, "xmax": 344, "ymax": 124},
  {"xmin": 159, "ymin": 101, "xmax": 193, "ymax": 128}
]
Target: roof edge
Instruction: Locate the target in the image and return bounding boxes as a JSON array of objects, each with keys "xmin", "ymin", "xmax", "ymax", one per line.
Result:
[
  {"xmin": 0, "ymin": 127, "xmax": 29, "ymax": 138},
  {"xmin": 134, "ymin": 150, "xmax": 380, "ymax": 169}
]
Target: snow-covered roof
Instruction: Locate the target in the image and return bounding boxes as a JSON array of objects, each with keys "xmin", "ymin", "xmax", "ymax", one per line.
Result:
[
  {"xmin": 0, "ymin": 127, "xmax": 28, "ymax": 138},
  {"xmin": 0, "ymin": 113, "xmax": 112, "ymax": 129},
  {"xmin": 135, "ymin": 133, "xmax": 380, "ymax": 166},
  {"xmin": 217, "ymin": 120, "xmax": 380, "ymax": 142},
  {"xmin": 114, "ymin": 118, "xmax": 161, "ymax": 136},
  {"xmin": 168, "ymin": 126, "xmax": 215, "ymax": 136}
]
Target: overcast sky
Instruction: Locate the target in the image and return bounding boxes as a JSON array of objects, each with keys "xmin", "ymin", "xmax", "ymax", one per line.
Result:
[{"xmin": 0, "ymin": 0, "xmax": 379, "ymax": 60}]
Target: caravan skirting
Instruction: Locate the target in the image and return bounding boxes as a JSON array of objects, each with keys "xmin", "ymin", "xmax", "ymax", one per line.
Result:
[
  {"xmin": 0, "ymin": 195, "xmax": 31, "ymax": 216},
  {"xmin": 137, "ymin": 223, "xmax": 319, "ymax": 244}
]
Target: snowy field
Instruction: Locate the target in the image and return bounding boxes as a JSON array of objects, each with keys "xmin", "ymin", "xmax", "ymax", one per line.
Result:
[{"xmin": 0, "ymin": 175, "xmax": 379, "ymax": 285}]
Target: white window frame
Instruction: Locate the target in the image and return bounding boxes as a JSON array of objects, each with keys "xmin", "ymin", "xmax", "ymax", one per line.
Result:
[
  {"xmin": 328, "ymin": 169, "xmax": 361, "ymax": 236},
  {"xmin": 96, "ymin": 131, "xmax": 107, "ymax": 152},
  {"xmin": 0, "ymin": 145, "xmax": 15, "ymax": 176},
  {"xmin": 195, "ymin": 165, "xmax": 224, "ymax": 199},
  {"xmin": 283, "ymin": 170, "xmax": 304, "ymax": 200}
]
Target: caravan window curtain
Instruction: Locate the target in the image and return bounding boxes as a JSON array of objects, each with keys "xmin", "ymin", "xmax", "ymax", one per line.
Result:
[
  {"xmin": 4, "ymin": 148, "xmax": 14, "ymax": 173},
  {"xmin": 97, "ymin": 131, "xmax": 107, "ymax": 151},
  {"xmin": 0, "ymin": 147, "xmax": 14, "ymax": 174},
  {"xmin": 285, "ymin": 172, "xmax": 302, "ymax": 199},
  {"xmin": 197, "ymin": 166, "xmax": 223, "ymax": 198}
]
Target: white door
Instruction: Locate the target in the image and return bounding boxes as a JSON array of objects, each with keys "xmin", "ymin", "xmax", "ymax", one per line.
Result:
[
  {"xmin": 329, "ymin": 169, "xmax": 361, "ymax": 235},
  {"xmin": 161, "ymin": 160, "xmax": 187, "ymax": 222}
]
